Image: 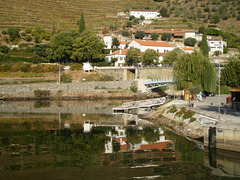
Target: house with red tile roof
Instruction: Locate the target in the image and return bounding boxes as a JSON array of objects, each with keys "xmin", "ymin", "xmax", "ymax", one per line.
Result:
[{"xmin": 128, "ymin": 40, "xmax": 175, "ymax": 53}]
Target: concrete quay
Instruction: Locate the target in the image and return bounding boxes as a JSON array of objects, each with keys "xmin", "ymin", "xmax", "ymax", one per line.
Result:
[{"xmin": 173, "ymin": 95, "xmax": 240, "ymax": 152}]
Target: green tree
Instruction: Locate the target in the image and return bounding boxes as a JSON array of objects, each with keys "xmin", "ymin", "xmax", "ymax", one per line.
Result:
[
  {"xmin": 173, "ymin": 51, "xmax": 217, "ymax": 92},
  {"xmin": 160, "ymin": 7, "xmax": 169, "ymax": 17},
  {"xmin": 34, "ymin": 43, "xmax": 50, "ymax": 58},
  {"xmin": 140, "ymin": 15, "xmax": 145, "ymax": 21},
  {"xmin": 184, "ymin": 37, "xmax": 197, "ymax": 47},
  {"xmin": 161, "ymin": 32, "xmax": 172, "ymax": 41},
  {"xmin": 142, "ymin": 49, "xmax": 159, "ymax": 66},
  {"xmin": 151, "ymin": 32, "xmax": 159, "ymax": 40},
  {"xmin": 126, "ymin": 47, "xmax": 141, "ymax": 65},
  {"xmin": 7, "ymin": 27, "xmax": 20, "ymax": 41},
  {"xmin": 200, "ymin": 30, "xmax": 209, "ymax": 57},
  {"xmin": 47, "ymin": 29, "xmax": 79, "ymax": 63},
  {"xmin": 79, "ymin": 12, "xmax": 86, "ymax": 34},
  {"xmin": 221, "ymin": 55, "xmax": 240, "ymax": 88},
  {"xmin": 121, "ymin": 30, "xmax": 130, "ymax": 37},
  {"xmin": 71, "ymin": 30, "xmax": 105, "ymax": 63},
  {"xmin": 112, "ymin": 37, "xmax": 120, "ymax": 48},
  {"xmin": 162, "ymin": 48, "xmax": 184, "ymax": 65},
  {"xmin": 135, "ymin": 30, "xmax": 146, "ymax": 39}
]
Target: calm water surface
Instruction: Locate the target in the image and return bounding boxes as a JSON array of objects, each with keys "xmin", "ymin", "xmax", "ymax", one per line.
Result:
[{"xmin": 0, "ymin": 100, "xmax": 240, "ymax": 180}]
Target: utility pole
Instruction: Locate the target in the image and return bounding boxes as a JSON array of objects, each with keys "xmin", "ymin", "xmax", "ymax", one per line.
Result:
[
  {"xmin": 59, "ymin": 63, "xmax": 61, "ymax": 84},
  {"xmin": 218, "ymin": 41, "xmax": 222, "ymax": 122}
]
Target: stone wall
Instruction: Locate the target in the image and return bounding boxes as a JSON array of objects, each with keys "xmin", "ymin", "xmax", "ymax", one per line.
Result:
[
  {"xmin": 96, "ymin": 67, "xmax": 173, "ymax": 80},
  {"xmin": 0, "ymin": 80, "xmax": 135, "ymax": 96}
]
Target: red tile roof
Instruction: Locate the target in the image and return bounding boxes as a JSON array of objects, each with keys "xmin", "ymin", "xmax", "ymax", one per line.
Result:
[
  {"xmin": 182, "ymin": 47, "xmax": 194, "ymax": 51},
  {"xmin": 134, "ymin": 40, "xmax": 174, "ymax": 47},
  {"xmin": 230, "ymin": 89, "xmax": 240, "ymax": 92},
  {"xmin": 132, "ymin": 29, "xmax": 187, "ymax": 34},
  {"xmin": 138, "ymin": 141, "xmax": 172, "ymax": 150},
  {"xmin": 111, "ymin": 49, "xmax": 129, "ymax": 55}
]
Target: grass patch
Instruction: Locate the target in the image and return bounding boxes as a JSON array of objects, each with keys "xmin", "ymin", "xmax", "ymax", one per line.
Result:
[{"xmin": 0, "ymin": 72, "xmax": 45, "ymax": 77}]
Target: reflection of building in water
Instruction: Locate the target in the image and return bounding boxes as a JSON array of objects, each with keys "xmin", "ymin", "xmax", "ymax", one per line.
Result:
[
  {"xmin": 104, "ymin": 125, "xmax": 174, "ymax": 153},
  {"xmin": 204, "ymin": 149, "xmax": 240, "ymax": 178}
]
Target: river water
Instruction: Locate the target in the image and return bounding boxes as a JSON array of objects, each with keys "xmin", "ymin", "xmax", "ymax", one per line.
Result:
[{"xmin": 0, "ymin": 100, "xmax": 240, "ymax": 180}]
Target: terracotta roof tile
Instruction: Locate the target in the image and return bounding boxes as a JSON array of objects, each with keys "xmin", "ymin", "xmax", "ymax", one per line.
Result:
[
  {"xmin": 134, "ymin": 40, "xmax": 174, "ymax": 47},
  {"xmin": 111, "ymin": 49, "xmax": 129, "ymax": 55}
]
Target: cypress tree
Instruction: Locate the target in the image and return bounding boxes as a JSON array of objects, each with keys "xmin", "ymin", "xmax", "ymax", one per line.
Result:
[
  {"xmin": 79, "ymin": 12, "xmax": 85, "ymax": 34},
  {"xmin": 200, "ymin": 29, "xmax": 209, "ymax": 57}
]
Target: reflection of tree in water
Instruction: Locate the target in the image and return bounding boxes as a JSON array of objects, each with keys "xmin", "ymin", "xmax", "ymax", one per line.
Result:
[
  {"xmin": 142, "ymin": 127, "xmax": 159, "ymax": 143},
  {"xmin": 0, "ymin": 127, "xmax": 109, "ymax": 170},
  {"xmin": 126, "ymin": 126, "xmax": 160, "ymax": 145}
]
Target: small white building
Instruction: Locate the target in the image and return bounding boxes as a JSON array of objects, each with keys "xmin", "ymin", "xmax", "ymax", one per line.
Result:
[
  {"xmin": 128, "ymin": 40, "xmax": 175, "ymax": 53},
  {"xmin": 130, "ymin": 10, "xmax": 161, "ymax": 19},
  {"xmin": 101, "ymin": 36, "xmax": 112, "ymax": 49},
  {"xmin": 105, "ymin": 49, "xmax": 128, "ymax": 67},
  {"xmin": 83, "ymin": 62, "xmax": 94, "ymax": 72},
  {"xmin": 207, "ymin": 37, "xmax": 226, "ymax": 55},
  {"xmin": 119, "ymin": 41, "xmax": 128, "ymax": 49}
]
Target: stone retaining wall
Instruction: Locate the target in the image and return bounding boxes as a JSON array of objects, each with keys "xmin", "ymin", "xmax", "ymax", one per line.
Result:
[{"xmin": 0, "ymin": 80, "xmax": 135, "ymax": 95}]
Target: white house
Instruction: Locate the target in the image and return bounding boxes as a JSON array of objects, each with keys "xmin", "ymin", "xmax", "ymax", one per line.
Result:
[
  {"xmin": 128, "ymin": 40, "xmax": 175, "ymax": 53},
  {"xmin": 119, "ymin": 41, "xmax": 128, "ymax": 49},
  {"xmin": 105, "ymin": 49, "xmax": 129, "ymax": 67},
  {"xmin": 129, "ymin": 9, "xmax": 161, "ymax": 19},
  {"xmin": 101, "ymin": 36, "xmax": 112, "ymax": 49},
  {"xmin": 207, "ymin": 37, "xmax": 226, "ymax": 55}
]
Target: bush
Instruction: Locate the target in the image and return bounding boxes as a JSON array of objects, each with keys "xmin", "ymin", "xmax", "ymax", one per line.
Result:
[
  {"xmin": 135, "ymin": 30, "xmax": 146, "ymax": 39},
  {"xmin": 167, "ymin": 105, "xmax": 177, "ymax": 113},
  {"xmin": 7, "ymin": 27, "xmax": 20, "ymax": 41},
  {"xmin": 130, "ymin": 83, "xmax": 137, "ymax": 93},
  {"xmin": 25, "ymin": 35, "xmax": 32, "ymax": 42},
  {"xmin": 182, "ymin": 110, "xmax": 195, "ymax": 119},
  {"xmin": 151, "ymin": 32, "xmax": 159, "ymax": 40},
  {"xmin": 121, "ymin": 30, "xmax": 130, "ymax": 37},
  {"xmin": 61, "ymin": 73, "xmax": 72, "ymax": 83},
  {"xmin": 184, "ymin": 37, "xmax": 197, "ymax": 47},
  {"xmin": 33, "ymin": 90, "xmax": 51, "ymax": 98},
  {"xmin": 0, "ymin": 45, "xmax": 10, "ymax": 54},
  {"xmin": 21, "ymin": 32, "xmax": 26, "ymax": 36},
  {"xmin": 2, "ymin": 30, "xmax": 7, "ymax": 35},
  {"xmin": 161, "ymin": 32, "xmax": 172, "ymax": 41},
  {"xmin": 69, "ymin": 63, "xmax": 82, "ymax": 70},
  {"xmin": 25, "ymin": 28, "xmax": 32, "ymax": 34}
]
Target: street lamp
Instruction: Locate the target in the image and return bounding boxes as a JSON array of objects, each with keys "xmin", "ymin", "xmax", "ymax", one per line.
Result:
[{"xmin": 217, "ymin": 41, "xmax": 222, "ymax": 122}]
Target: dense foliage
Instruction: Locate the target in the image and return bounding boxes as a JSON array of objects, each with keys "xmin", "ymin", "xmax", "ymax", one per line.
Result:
[
  {"xmin": 173, "ymin": 51, "xmax": 217, "ymax": 92},
  {"xmin": 142, "ymin": 49, "xmax": 159, "ymax": 65},
  {"xmin": 200, "ymin": 30, "xmax": 209, "ymax": 57},
  {"xmin": 161, "ymin": 48, "xmax": 184, "ymax": 65},
  {"xmin": 135, "ymin": 30, "xmax": 146, "ymax": 39},
  {"xmin": 221, "ymin": 55, "xmax": 240, "ymax": 88},
  {"xmin": 125, "ymin": 47, "xmax": 141, "ymax": 65},
  {"xmin": 184, "ymin": 37, "xmax": 197, "ymax": 47}
]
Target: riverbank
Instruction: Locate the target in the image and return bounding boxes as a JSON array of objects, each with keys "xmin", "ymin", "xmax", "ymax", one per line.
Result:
[
  {"xmin": 143, "ymin": 101, "xmax": 204, "ymax": 140},
  {"xmin": 144, "ymin": 95, "xmax": 240, "ymax": 152}
]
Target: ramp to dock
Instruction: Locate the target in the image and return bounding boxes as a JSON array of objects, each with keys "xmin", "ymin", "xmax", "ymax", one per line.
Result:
[{"xmin": 113, "ymin": 96, "xmax": 167, "ymax": 112}]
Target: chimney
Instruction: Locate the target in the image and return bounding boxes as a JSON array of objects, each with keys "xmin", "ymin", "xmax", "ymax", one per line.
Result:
[{"xmin": 120, "ymin": 49, "xmax": 122, "ymax": 54}]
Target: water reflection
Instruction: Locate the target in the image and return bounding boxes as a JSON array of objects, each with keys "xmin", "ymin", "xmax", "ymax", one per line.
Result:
[{"xmin": 0, "ymin": 101, "xmax": 239, "ymax": 179}]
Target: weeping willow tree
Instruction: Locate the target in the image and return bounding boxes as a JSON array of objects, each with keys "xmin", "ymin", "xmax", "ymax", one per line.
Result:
[{"xmin": 173, "ymin": 51, "xmax": 217, "ymax": 92}]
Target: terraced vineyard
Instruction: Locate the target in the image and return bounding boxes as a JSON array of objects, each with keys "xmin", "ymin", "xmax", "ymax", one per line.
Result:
[{"xmin": 0, "ymin": 0, "xmax": 159, "ymax": 32}]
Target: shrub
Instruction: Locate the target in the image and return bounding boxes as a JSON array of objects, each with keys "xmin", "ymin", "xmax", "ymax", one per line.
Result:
[
  {"xmin": 99, "ymin": 75, "xmax": 114, "ymax": 81},
  {"xmin": 183, "ymin": 110, "xmax": 195, "ymax": 119},
  {"xmin": 61, "ymin": 73, "xmax": 72, "ymax": 83},
  {"xmin": 190, "ymin": 117, "xmax": 196, "ymax": 122},
  {"xmin": 2, "ymin": 30, "xmax": 7, "ymax": 35},
  {"xmin": 151, "ymin": 32, "xmax": 159, "ymax": 40},
  {"xmin": 25, "ymin": 35, "xmax": 32, "ymax": 42},
  {"xmin": 184, "ymin": 37, "xmax": 197, "ymax": 47},
  {"xmin": 21, "ymin": 32, "xmax": 26, "ymax": 36},
  {"xmin": 179, "ymin": 122, "xmax": 184, "ymax": 126},
  {"xmin": 135, "ymin": 30, "xmax": 146, "ymax": 39},
  {"xmin": 69, "ymin": 63, "xmax": 82, "ymax": 70},
  {"xmin": 158, "ymin": 113, "xmax": 164, "ymax": 118},
  {"xmin": 33, "ymin": 90, "xmax": 51, "ymax": 98},
  {"xmin": 121, "ymin": 30, "xmax": 130, "ymax": 37},
  {"xmin": 20, "ymin": 63, "xmax": 31, "ymax": 72},
  {"xmin": 176, "ymin": 107, "xmax": 186, "ymax": 117},
  {"xmin": 0, "ymin": 45, "xmax": 10, "ymax": 54},
  {"xmin": 167, "ymin": 105, "xmax": 177, "ymax": 113},
  {"xmin": 161, "ymin": 32, "xmax": 172, "ymax": 41},
  {"xmin": 7, "ymin": 27, "xmax": 20, "ymax": 41},
  {"xmin": 25, "ymin": 28, "xmax": 32, "ymax": 34},
  {"xmin": 130, "ymin": 82, "xmax": 137, "ymax": 93}
]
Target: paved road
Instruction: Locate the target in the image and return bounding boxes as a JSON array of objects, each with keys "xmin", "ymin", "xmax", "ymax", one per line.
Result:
[{"xmin": 173, "ymin": 95, "xmax": 240, "ymax": 129}]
